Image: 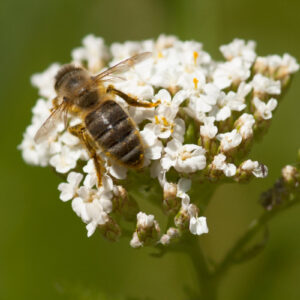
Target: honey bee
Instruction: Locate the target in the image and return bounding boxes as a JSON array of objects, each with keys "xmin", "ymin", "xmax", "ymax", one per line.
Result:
[{"xmin": 34, "ymin": 52, "xmax": 158, "ymax": 186}]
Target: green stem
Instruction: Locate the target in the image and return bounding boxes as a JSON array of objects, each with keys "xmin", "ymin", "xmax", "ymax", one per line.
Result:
[
  {"xmin": 214, "ymin": 198, "xmax": 300, "ymax": 279},
  {"xmin": 184, "ymin": 236, "xmax": 218, "ymax": 300}
]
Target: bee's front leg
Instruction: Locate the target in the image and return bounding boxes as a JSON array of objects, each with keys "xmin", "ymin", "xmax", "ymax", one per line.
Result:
[
  {"xmin": 106, "ymin": 85, "xmax": 160, "ymax": 108},
  {"xmin": 69, "ymin": 123, "xmax": 104, "ymax": 187}
]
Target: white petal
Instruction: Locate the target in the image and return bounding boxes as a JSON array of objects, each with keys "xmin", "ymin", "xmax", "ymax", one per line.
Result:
[
  {"xmin": 86, "ymin": 222, "xmax": 97, "ymax": 237},
  {"xmin": 189, "ymin": 217, "xmax": 209, "ymax": 235},
  {"xmin": 224, "ymin": 163, "xmax": 236, "ymax": 177},
  {"xmin": 216, "ymin": 106, "xmax": 231, "ymax": 121},
  {"xmin": 58, "ymin": 183, "xmax": 74, "ymax": 202},
  {"xmin": 177, "ymin": 178, "xmax": 192, "ymax": 194}
]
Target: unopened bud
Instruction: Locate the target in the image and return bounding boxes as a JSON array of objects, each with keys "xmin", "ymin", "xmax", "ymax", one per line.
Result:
[
  {"xmin": 253, "ymin": 59, "xmax": 268, "ymax": 76},
  {"xmin": 160, "ymin": 227, "xmax": 181, "ymax": 245},
  {"xmin": 163, "ymin": 183, "xmax": 181, "ymax": 215},
  {"xmin": 112, "ymin": 186, "xmax": 138, "ymax": 221},
  {"xmin": 234, "ymin": 113, "xmax": 255, "ymax": 141},
  {"xmin": 98, "ymin": 216, "xmax": 121, "ymax": 242},
  {"xmin": 282, "ymin": 165, "xmax": 299, "ymax": 186},
  {"xmin": 131, "ymin": 212, "xmax": 161, "ymax": 248},
  {"xmin": 260, "ymin": 178, "xmax": 286, "ymax": 210}
]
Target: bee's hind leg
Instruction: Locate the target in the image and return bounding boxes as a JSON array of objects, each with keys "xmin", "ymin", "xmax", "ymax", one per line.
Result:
[
  {"xmin": 68, "ymin": 123, "xmax": 104, "ymax": 187},
  {"xmin": 106, "ymin": 85, "xmax": 160, "ymax": 108}
]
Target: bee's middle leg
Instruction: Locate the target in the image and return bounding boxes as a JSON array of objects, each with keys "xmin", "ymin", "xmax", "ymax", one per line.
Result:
[
  {"xmin": 106, "ymin": 85, "xmax": 160, "ymax": 108},
  {"xmin": 68, "ymin": 123, "xmax": 104, "ymax": 187}
]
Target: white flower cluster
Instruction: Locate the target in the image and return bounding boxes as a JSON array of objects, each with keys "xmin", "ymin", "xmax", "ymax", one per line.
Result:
[{"xmin": 19, "ymin": 35, "xmax": 299, "ymax": 246}]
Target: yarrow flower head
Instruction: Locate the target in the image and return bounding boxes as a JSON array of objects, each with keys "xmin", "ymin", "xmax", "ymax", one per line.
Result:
[{"xmin": 19, "ymin": 34, "xmax": 299, "ymax": 248}]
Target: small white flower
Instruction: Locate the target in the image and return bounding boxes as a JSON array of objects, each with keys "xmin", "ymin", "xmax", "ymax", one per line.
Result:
[
  {"xmin": 58, "ymin": 172, "xmax": 83, "ymax": 201},
  {"xmin": 140, "ymin": 126, "xmax": 164, "ymax": 165},
  {"xmin": 72, "ymin": 34, "xmax": 109, "ymax": 72},
  {"xmin": 155, "ymin": 34, "xmax": 179, "ymax": 51},
  {"xmin": 185, "ymin": 83, "xmax": 221, "ymax": 119},
  {"xmin": 72, "ymin": 188, "xmax": 100, "ymax": 218},
  {"xmin": 18, "ymin": 124, "xmax": 51, "ymax": 166},
  {"xmin": 251, "ymin": 74, "xmax": 281, "ymax": 95},
  {"xmin": 200, "ymin": 117, "xmax": 218, "ymax": 139},
  {"xmin": 112, "ymin": 70, "xmax": 155, "ymax": 103},
  {"xmin": 161, "ymin": 139, "xmax": 206, "ymax": 173},
  {"xmin": 107, "ymin": 162, "xmax": 128, "ymax": 180},
  {"xmin": 31, "ymin": 98, "xmax": 53, "ymax": 124},
  {"xmin": 281, "ymin": 53, "xmax": 300, "ymax": 73},
  {"xmin": 49, "ymin": 146, "xmax": 81, "ymax": 174},
  {"xmin": 220, "ymin": 39, "xmax": 256, "ymax": 63},
  {"xmin": 282, "ymin": 165, "xmax": 298, "ymax": 182},
  {"xmin": 212, "ymin": 153, "xmax": 227, "ymax": 170},
  {"xmin": 213, "ymin": 57, "xmax": 251, "ymax": 89},
  {"xmin": 177, "ymin": 69, "xmax": 206, "ymax": 91},
  {"xmin": 59, "ymin": 131, "xmax": 80, "ymax": 146},
  {"xmin": 71, "ymin": 185, "xmax": 112, "ymax": 237},
  {"xmin": 235, "ymin": 113, "xmax": 255, "ymax": 140},
  {"xmin": 224, "ymin": 163, "xmax": 237, "ymax": 177},
  {"xmin": 253, "ymin": 97, "xmax": 278, "ymax": 120},
  {"xmin": 150, "ymin": 160, "xmax": 166, "ymax": 187},
  {"xmin": 241, "ymin": 160, "xmax": 268, "ymax": 178},
  {"xmin": 255, "ymin": 53, "xmax": 299, "ymax": 75},
  {"xmin": 83, "ymin": 159, "xmax": 97, "ymax": 188},
  {"xmin": 217, "ymin": 129, "xmax": 242, "ymax": 152},
  {"xmin": 144, "ymin": 89, "xmax": 188, "ymax": 143},
  {"xmin": 189, "ymin": 216, "xmax": 209, "ymax": 235},
  {"xmin": 211, "ymin": 154, "xmax": 236, "ymax": 177},
  {"xmin": 31, "ymin": 63, "xmax": 60, "ymax": 99},
  {"xmin": 176, "ymin": 178, "xmax": 192, "ymax": 205},
  {"xmin": 150, "ymin": 61, "xmax": 183, "ymax": 90},
  {"xmin": 179, "ymin": 40, "xmax": 211, "ymax": 68},
  {"xmin": 111, "ymin": 41, "xmax": 144, "ymax": 62},
  {"xmin": 217, "ymin": 82, "xmax": 251, "ymax": 119},
  {"xmin": 137, "ymin": 212, "xmax": 155, "ymax": 228}
]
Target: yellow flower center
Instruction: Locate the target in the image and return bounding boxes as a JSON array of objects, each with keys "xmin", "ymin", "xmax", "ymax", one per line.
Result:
[
  {"xmin": 193, "ymin": 51, "xmax": 199, "ymax": 65},
  {"xmin": 193, "ymin": 77, "xmax": 199, "ymax": 89}
]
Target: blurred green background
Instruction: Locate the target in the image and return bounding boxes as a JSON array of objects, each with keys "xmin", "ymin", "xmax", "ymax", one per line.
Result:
[{"xmin": 1, "ymin": 0, "xmax": 299, "ymax": 299}]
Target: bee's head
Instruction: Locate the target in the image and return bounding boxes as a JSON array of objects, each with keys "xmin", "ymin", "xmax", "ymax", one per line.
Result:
[{"xmin": 55, "ymin": 64, "xmax": 90, "ymax": 98}]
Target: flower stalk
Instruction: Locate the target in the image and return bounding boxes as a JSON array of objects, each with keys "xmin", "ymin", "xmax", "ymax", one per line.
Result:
[{"xmin": 184, "ymin": 159, "xmax": 300, "ymax": 299}]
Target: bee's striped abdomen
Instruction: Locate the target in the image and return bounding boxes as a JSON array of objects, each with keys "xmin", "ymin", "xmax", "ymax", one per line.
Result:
[{"xmin": 85, "ymin": 100, "xmax": 144, "ymax": 168}]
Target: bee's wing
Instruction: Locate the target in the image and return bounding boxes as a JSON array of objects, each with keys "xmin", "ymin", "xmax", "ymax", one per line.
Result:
[
  {"xmin": 93, "ymin": 52, "xmax": 152, "ymax": 82},
  {"xmin": 34, "ymin": 101, "xmax": 67, "ymax": 144}
]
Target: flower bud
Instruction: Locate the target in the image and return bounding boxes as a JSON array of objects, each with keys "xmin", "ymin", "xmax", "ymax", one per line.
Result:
[
  {"xmin": 163, "ymin": 183, "xmax": 181, "ymax": 215},
  {"xmin": 112, "ymin": 186, "xmax": 138, "ymax": 221},
  {"xmin": 281, "ymin": 165, "xmax": 299, "ymax": 186},
  {"xmin": 98, "ymin": 216, "xmax": 121, "ymax": 242},
  {"xmin": 208, "ymin": 153, "xmax": 237, "ymax": 180},
  {"xmin": 160, "ymin": 227, "xmax": 181, "ymax": 245},
  {"xmin": 130, "ymin": 212, "xmax": 161, "ymax": 248}
]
